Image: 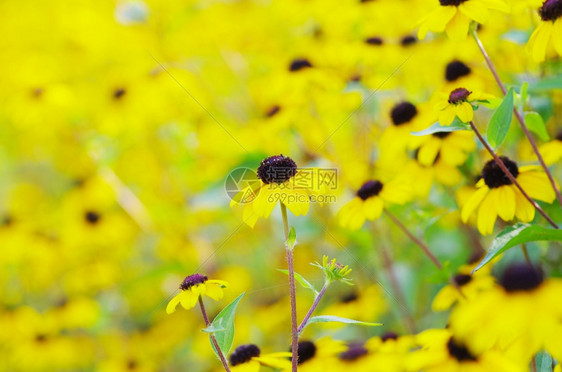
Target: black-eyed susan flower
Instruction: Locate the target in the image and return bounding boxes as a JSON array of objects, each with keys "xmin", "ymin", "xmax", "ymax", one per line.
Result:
[
  {"xmin": 166, "ymin": 274, "xmax": 228, "ymax": 314},
  {"xmin": 408, "ymin": 329, "xmax": 525, "ymax": 372},
  {"xmin": 435, "ymin": 88, "xmax": 493, "ymax": 126},
  {"xmin": 229, "ymin": 344, "xmax": 291, "ymax": 372},
  {"xmin": 231, "ymin": 155, "xmax": 321, "ymax": 228},
  {"xmin": 415, "ymin": 131, "xmax": 475, "ymax": 167},
  {"xmin": 432, "ymin": 271, "xmax": 495, "ymax": 311},
  {"xmin": 417, "ymin": 0, "xmax": 510, "ymax": 41},
  {"xmin": 461, "ymin": 157, "xmax": 556, "ymax": 235},
  {"xmin": 293, "ymin": 338, "xmax": 346, "ymax": 371},
  {"xmin": 450, "ymin": 264, "xmax": 562, "ymax": 364},
  {"xmin": 526, "ymin": 0, "xmax": 562, "ymax": 62},
  {"xmin": 338, "ymin": 179, "xmax": 411, "ymax": 230}
]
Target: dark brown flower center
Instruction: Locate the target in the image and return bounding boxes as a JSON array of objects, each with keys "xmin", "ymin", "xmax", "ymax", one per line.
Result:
[
  {"xmin": 180, "ymin": 273, "xmax": 208, "ymax": 291},
  {"xmin": 357, "ymin": 180, "xmax": 383, "ymax": 200},
  {"xmin": 296, "ymin": 341, "xmax": 317, "ymax": 364},
  {"xmin": 381, "ymin": 332, "xmax": 399, "ymax": 341},
  {"xmin": 499, "ymin": 263, "xmax": 544, "ymax": 292},
  {"xmin": 391, "ymin": 102, "xmax": 418, "ymax": 125},
  {"xmin": 432, "ymin": 131, "xmax": 452, "ymax": 138},
  {"xmin": 481, "ymin": 157, "xmax": 519, "ymax": 188},
  {"xmin": 448, "ymin": 88, "xmax": 471, "ymax": 104},
  {"xmin": 445, "ymin": 61, "xmax": 471, "ymax": 82},
  {"xmin": 257, "ymin": 155, "xmax": 298, "ymax": 184},
  {"xmin": 539, "ymin": 0, "xmax": 562, "ymax": 21},
  {"xmin": 440, "ymin": 0, "xmax": 469, "ymax": 5},
  {"xmin": 85, "ymin": 211, "xmax": 101, "ymax": 224},
  {"xmin": 339, "ymin": 344, "xmax": 369, "ymax": 361},
  {"xmin": 453, "ymin": 274, "xmax": 472, "ymax": 286},
  {"xmin": 230, "ymin": 344, "xmax": 261, "ymax": 366},
  {"xmin": 289, "ymin": 58, "xmax": 313, "ymax": 72},
  {"xmin": 265, "ymin": 105, "xmax": 281, "ymax": 117},
  {"xmin": 401, "ymin": 35, "xmax": 417, "ymax": 46},
  {"xmin": 365, "ymin": 36, "xmax": 384, "ymax": 45},
  {"xmin": 447, "ymin": 337, "xmax": 478, "ymax": 361}
]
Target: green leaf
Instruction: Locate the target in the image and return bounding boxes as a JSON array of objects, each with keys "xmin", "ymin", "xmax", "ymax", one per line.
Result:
[
  {"xmin": 519, "ymin": 82, "xmax": 529, "ymax": 112},
  {"xmin": 524, "ymin": 111, "xmax": 550, "ymax": 141},
  {"xmin": 300, "ymin": 315, "xmax": 382, "ymax": 332},
  {"xmin": 286, "ymin": 226, "xmax": 297, "ymax": 249},
  {"xmin": 411, "ymin": 118, "xmax": 470, "ymax": 136},
  {"xmin": 202, "ymin": 319, "xmax": 226, "ymax": 334},
  {"xmin": 209, "ymin": 293, "xmax": 245, "ymax": 359},
  {"xmin": 528, "ymin": 76, "xmax": 562, "ymax": 92},
  {"xmin": 535, "ymin": 351, "xmax": 554, "ymax": 372},
  {"xmin": 277, "ymin": 269, "xmax": 318, "ymax": 295},
  {"xmin": 473, "ymin": 224, "xmax": 562, "ymax": 273},
  {"xmin": 487, "ymin": 87, "xmax": 514, "ymax": 148}
]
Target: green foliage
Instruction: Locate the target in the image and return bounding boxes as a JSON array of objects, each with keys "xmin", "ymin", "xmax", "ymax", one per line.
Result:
[
  {"xmin": 209, "ymin": 293, "xmax": 245, "ymax": 359},
  {"xmin": 487, "ymin": 88, "xmax": 514, "ymax": 148},
  {"xmin": 524, "ymin": 111, "xmax": 550, "ymax": 141},
  {"xmin": 277, "ymin": 269, "xmax": 319, "ymax": 295},
  {"xmin": 473, "ymin": 224, "xmax": 562, "ymax": 273},
  {"xmin": 411, "ymin": 118, "xmax": 470, "ymax": 136},
  {"xmin": 299, "ymin": 315, "xmax": 382, "ymax": 333}
]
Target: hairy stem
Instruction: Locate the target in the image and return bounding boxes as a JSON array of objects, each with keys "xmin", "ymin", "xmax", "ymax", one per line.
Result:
[
  {"xmin": 199, "ymin": 298, "xmax": 231, "ymax": 372},
  {"xmin": 297, "ymin": 283, "xmax": 328, "ymax": 334}
]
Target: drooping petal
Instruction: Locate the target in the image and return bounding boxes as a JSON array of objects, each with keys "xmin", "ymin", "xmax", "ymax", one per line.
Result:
[
  {"xmin": 461, "ymin": 186, "xmax": 489, "ymax": 223},
  {"xmin": 514, "ymin": 189, "xmax": 535, "ymax": 222},
  {"xmin": 456, "ymin": 102, "xmax": 474, "ymax": 123},
  {"xmin": 445, "ymin": 10, "xmax": 471, "ymax": 41},
  {"xmin": 363, "ymin": 196, "xmax": 384, "ymax": 220},
  {"xmin": 204, "ymin": 282, "xmax": 225, "ymax": 301},
  {"xmin": 517, "ymin": 171, "xmax": 556, "ymax": 203},
  {"xmin": 166, "ymin": 292, "xmax": 183, "ymax": 314},
  {"xmin": 477, "ymin": 191, "xmax": 498, "ymax": 235},
  {"xmin": 553, "ymin": 19, "xmax": 562, "ymax": 56},
  {"xmin": 417, "ymin": 6, "xmax": 457, "ymax": 39},
  {"xmin": 418, "ymin": 137, "xmax": 441, "ymax": 166},
  {"xmin": 459, "ymin": 1, "xmax": 490, "ymax": 24},
  {"xmin": 494, "ymin": 186, "xmax": 516, "ymax": 221},
  {"xmin": 526, "ymin": 22, "xmax": 552, "ymax": 63},
  {"xmin": 439, "ymin": 105, "xmax": 457, "ymax": 126}
]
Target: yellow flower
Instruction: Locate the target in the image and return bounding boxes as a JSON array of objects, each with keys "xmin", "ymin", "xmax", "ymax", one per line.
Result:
[
  {"xmin": 435, "ymin": 88, "xmax": 493, "ymax": 126},
  {"xmin": 415, "ymin": 131, "xmax": 476, "ymax": 167},
  {"xmin": 408, "ymin": 329, "xmax": 525, "ymax": 372},
  {"xmin": 432, "ymin": 271, "xmax": 495, "ymax": 311},
  {"xmin": 229, "ymin": 344, "xmax": 291, "ymax": 372},
  {"xmin": 537, "ymin": 131, "xmax": 562, "ymax": 165},
  {"xmin": 461, "ymin": 157, "xmax": 556, "ymax": 235},
  {"xmin": 166, "ymin": 274, "xmax": 228, "ymax": 314},
  {"xmin": 526, "ymin": 0, "xmax": 562, "ymax": 62},
  {"xmin": 338, "ymin": 179, "xmax": 411, "ymax": 230},
  {"xmin": 450, "ymin": 263, "xmax": 562, "ymax": 364},
  {"xmin": 417, "ymin": 0, "xmax": 510, "ymax": 41},
  {"xmin": 230, "ymin": 155, "xmax": 323, "ymax": 228}
]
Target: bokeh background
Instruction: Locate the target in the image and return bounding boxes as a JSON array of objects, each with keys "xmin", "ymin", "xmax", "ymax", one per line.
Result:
[{"xmin": 1, "ymin": 0, "xmax": 561, "ymax": 371}]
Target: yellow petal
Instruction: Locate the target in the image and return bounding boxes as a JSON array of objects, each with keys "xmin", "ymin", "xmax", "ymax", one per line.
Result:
[
  {"xmin": 445, "ymin": 10, "xmax": 471, "ymax": 41},
  {"xmin": 459, "ymin": 1, "xmax": 490, "ymax": 24},
  {"xmin": 439, "ymin": 105, "xmax": 456, "ymax": 126},
  {"xmin": 494, "ymin": 186, "xmax": 516, "ymax": 221},
  {"xmin": 417, "ymin": 6, "xmax": 457, "ymax": 39},
  {"xmin": 417, "ymin": 137, "xmax": 441, "ymax": 166},
  {"xmin": 231, "ymin": 360, "xmax": 261, "ymax": 372},
  {"xmin": 553, "ymin": 19, "xmax": 562, "ymax": 56},
  {"xmin": 477, "ymin": 191, "xmax": 497, "ymax": 235},
  {"xmin": 476, "ymin": 0, "xmax": 510, "ymax": 12},
  {"xmin": 204, "ymin": 283, "xmax": 225, "ymax": 301},
  {"xmin": 181, "ymin": 285, "xmax": 202, "ymax": 309},
  {"xmin": 527, "ymin": 22, "xmax": 551, "ymax": 63},
  {"xmin": 166, "ymin": 292, "xmax": 182, "ymax": 314},
  {"xmin": 363, "ymin": 196, "xmax": 384, "ymax": 220},
  {"xmin": 431, "ymin": 285, "xmax": 458, "ymax": 311},
  {"xmin": 514, "ymin": 189, "xmax": 535, "ymax": 222},
  {"xmin": 461, "ymin": 186, "xmax": 489, "ymax": 223},
  {"xmin": 517, "ymin": 171, "xmax": 556, "ymax": 203},
  {"xmin": 456, "ymin": 102, "xmax": 474, "ymax": 123}
]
